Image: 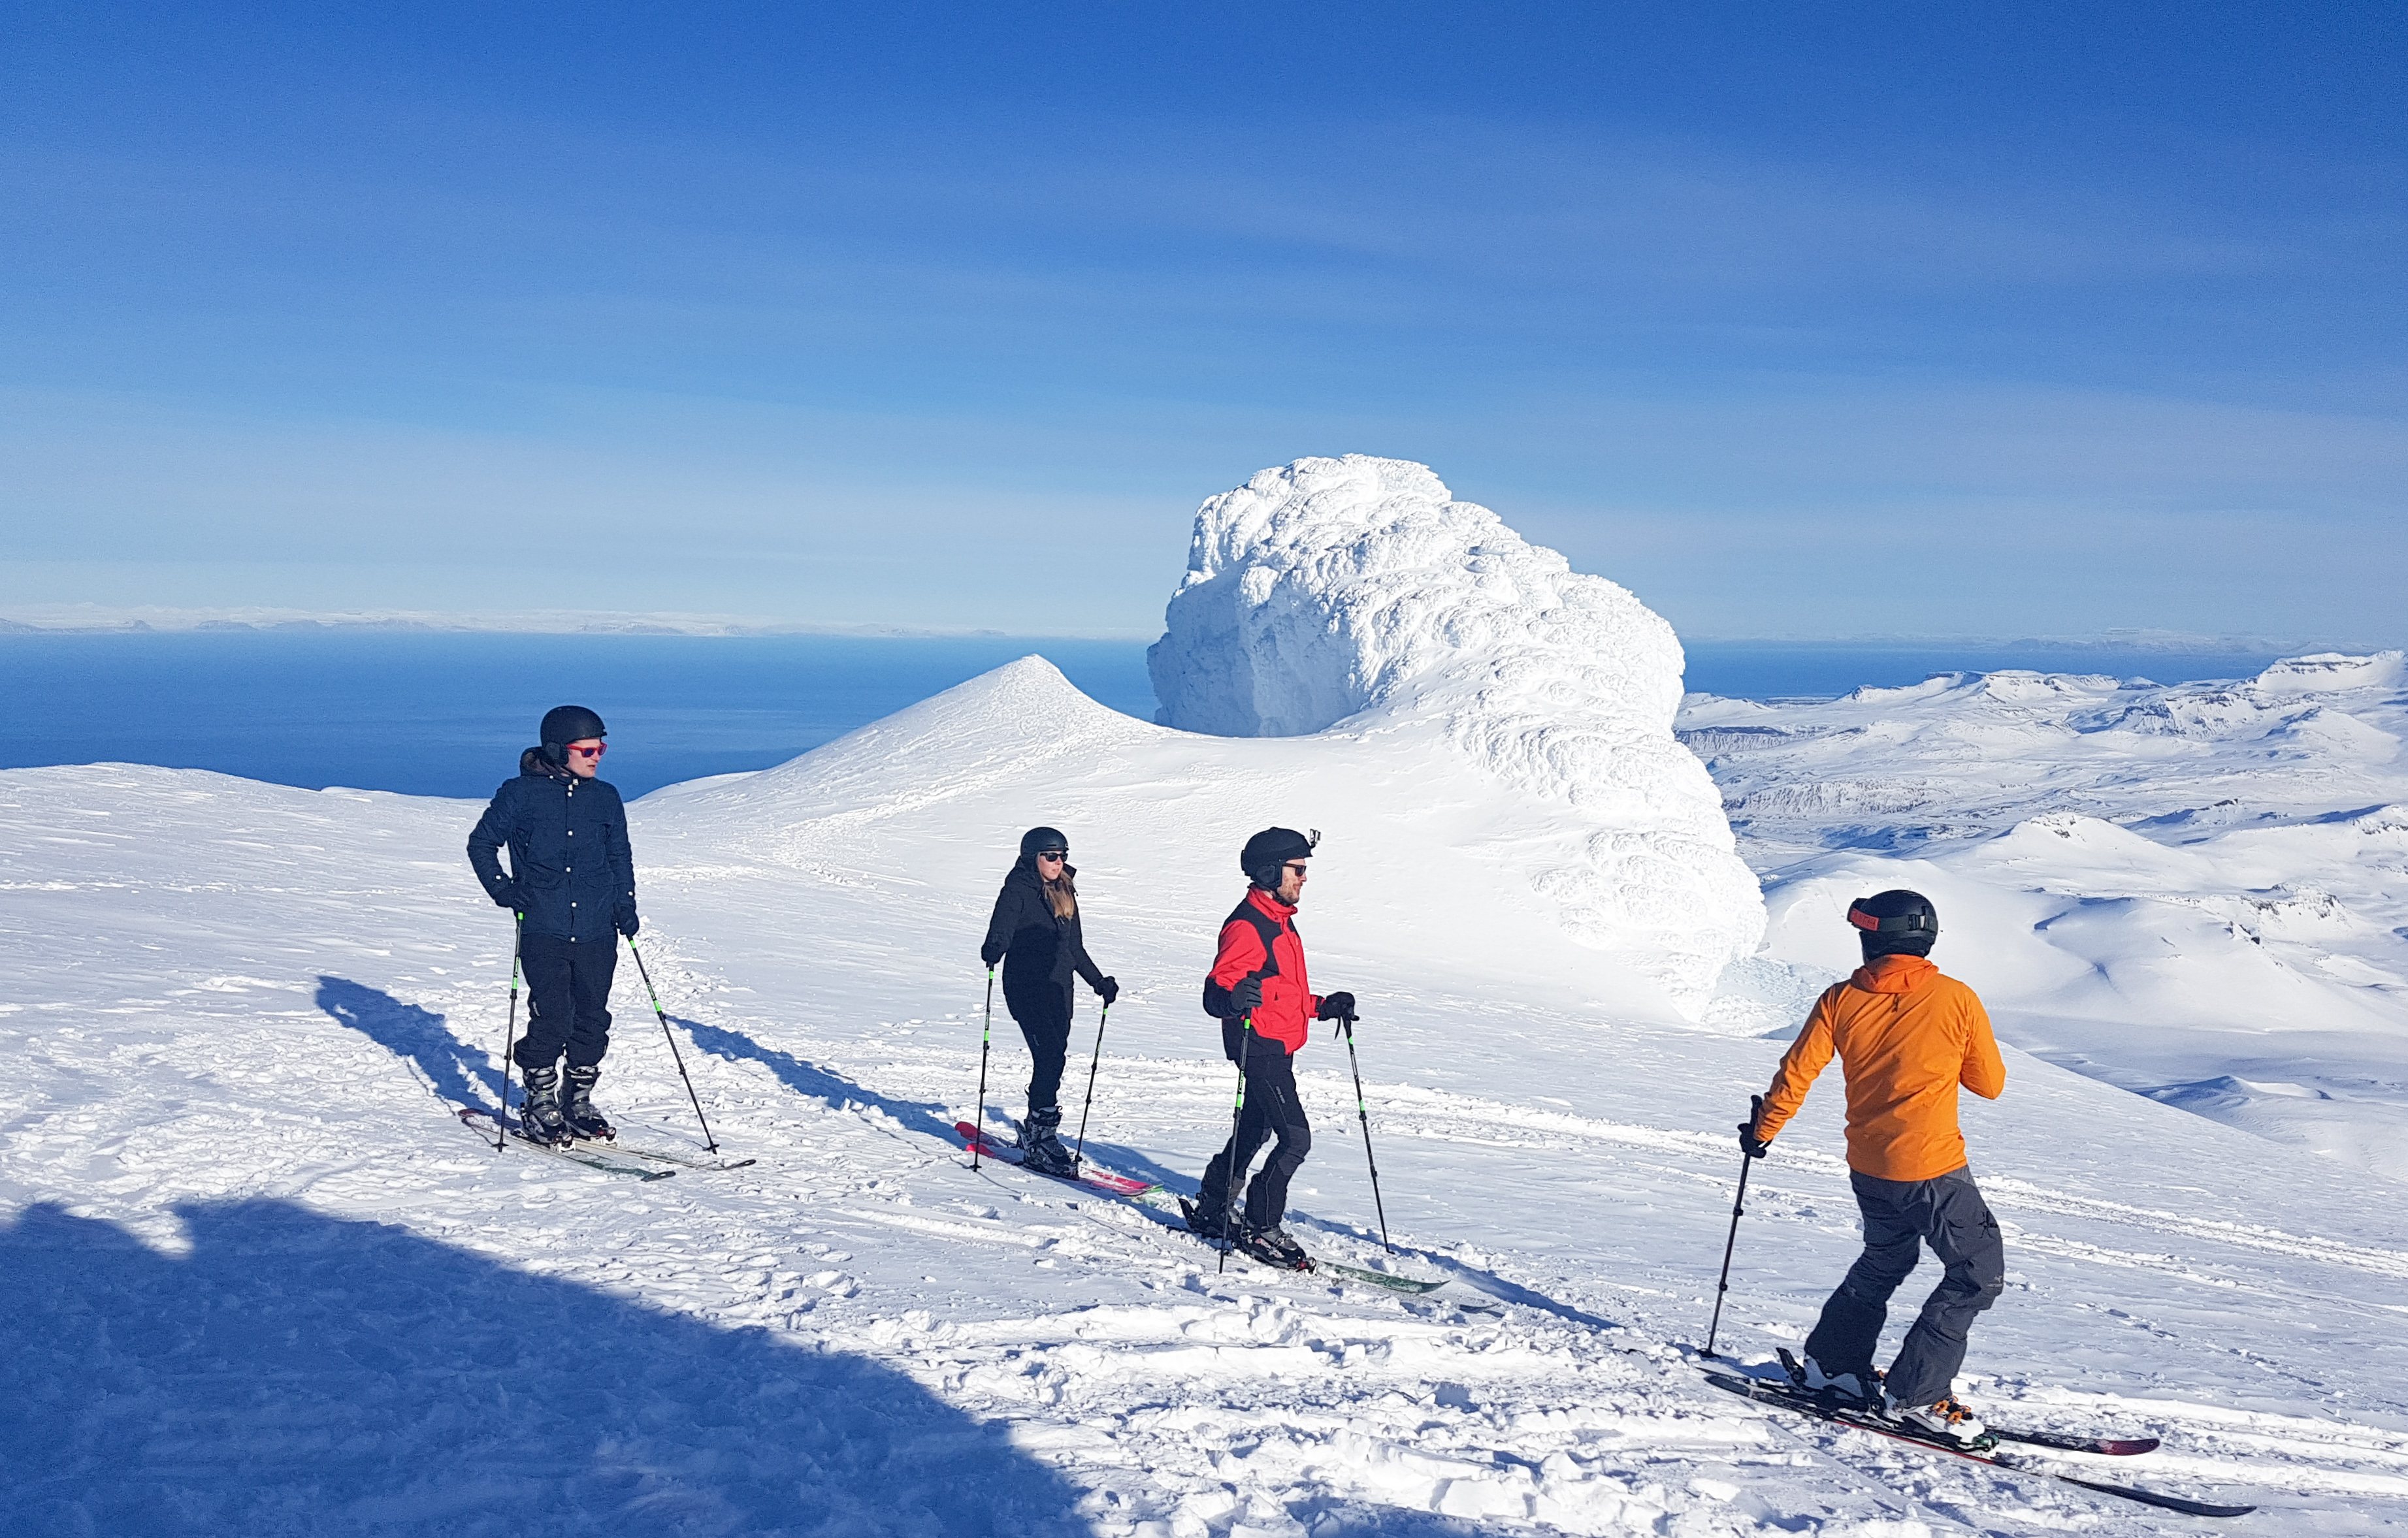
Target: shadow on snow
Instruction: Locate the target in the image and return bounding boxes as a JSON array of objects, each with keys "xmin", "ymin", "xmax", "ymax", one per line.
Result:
[
  {"xmin": 0, "ymin": 1198, "xmax": 1092, "ymax": 1537},
  {"xmin": 317, "ymin": 974, "xmax": 504, "ymax": 1114}
]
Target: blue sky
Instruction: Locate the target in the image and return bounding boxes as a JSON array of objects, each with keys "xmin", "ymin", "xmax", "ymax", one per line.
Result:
[{"xmin": 4, "ymin": 2, "xmax": 2401, "ymax": 640}]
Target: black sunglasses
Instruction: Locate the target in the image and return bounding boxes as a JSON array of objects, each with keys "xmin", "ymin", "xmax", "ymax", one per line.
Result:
[{"xmin": 1035, "ymin": 850, "xmax": 1067, "ymax": 861}]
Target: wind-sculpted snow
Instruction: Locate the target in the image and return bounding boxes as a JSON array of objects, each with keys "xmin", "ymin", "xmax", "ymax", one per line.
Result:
[
  {"xmin": 1681, "ymin": 652, "xmax": 2408, "ymax": 1180},
  {"xmin": 1149, "ymin": 455, "xmax": 1764, "ymax": 1011}
]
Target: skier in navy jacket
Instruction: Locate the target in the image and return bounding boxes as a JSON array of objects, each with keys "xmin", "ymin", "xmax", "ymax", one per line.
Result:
[{"xmin": 467, "ymin": 705, "xmax": 638, "ymax": 1144}]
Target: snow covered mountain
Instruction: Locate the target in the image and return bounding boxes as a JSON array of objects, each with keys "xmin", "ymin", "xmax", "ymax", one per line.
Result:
[
  {"xmin": 1681, "ymin": 653, "xmax": 2408, "ymax": 1180},
  {"xmin": 1149, "ymin": 455, "xmax": 1762, "ymax": 1013},
  {"xmin": 5, "ymin": 470, "xmax": 2407, "ymax": 1533}
]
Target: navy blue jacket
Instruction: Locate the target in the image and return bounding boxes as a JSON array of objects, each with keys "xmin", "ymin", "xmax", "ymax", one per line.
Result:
[{"xmin": 466, "ymin": 754, "xmax": 638, "ymax": 942}]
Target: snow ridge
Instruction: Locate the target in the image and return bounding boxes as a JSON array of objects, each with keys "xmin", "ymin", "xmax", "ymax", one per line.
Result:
[{"xmin": 1149, "ymin": 455, "xmax": 1763, "ymax": 1010}]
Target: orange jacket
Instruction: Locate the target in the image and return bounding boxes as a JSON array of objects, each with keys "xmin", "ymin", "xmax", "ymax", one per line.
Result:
[{"xmin": 1755, "ymin": 954, "xmax": 2006, "ymax": 1181}]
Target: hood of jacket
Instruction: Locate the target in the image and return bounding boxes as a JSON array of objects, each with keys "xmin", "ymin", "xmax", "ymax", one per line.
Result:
[
  {"xmin": 1848, "ymin": 953, "xmax": 1936, "ymax": 994},
  {"xmin": 519, "ymin": 746, "xmax": 574, "ymax": 780}
]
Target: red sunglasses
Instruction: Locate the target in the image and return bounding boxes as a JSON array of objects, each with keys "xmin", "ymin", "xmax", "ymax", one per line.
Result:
[{"xmin": 567, "ymin": 743, "xmax": 606, "ymax": 758}]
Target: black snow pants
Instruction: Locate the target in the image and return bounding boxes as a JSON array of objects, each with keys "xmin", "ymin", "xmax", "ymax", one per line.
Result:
[
  {"xmin": 1007, "ymin": 981, "xmax": 1074, "ymax": 1112},
  {"xmin": 1803, "ymin": 1164, "xmax": 2005, "ymax": 1409},
  {"xmin": 515, "ymin": 933, "xmax": 616, "ymax": 1072},
  {"xmin": 1198, "ymin": 1021, "xmax": 1312, "ymax": 1234}
]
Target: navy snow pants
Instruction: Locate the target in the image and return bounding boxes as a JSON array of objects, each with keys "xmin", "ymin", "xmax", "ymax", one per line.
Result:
[{"xmin": 515, "ymin": 933, "xmax": 616, "ymax": 1072}]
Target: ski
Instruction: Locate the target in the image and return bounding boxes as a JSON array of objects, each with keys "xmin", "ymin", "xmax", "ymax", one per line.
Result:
[
  {"xmin": 1174, "ymin": 1198, "xmax": 1446, "ymax": 1292},
  {"xmin": 1993, "ymin": 1425, "xmax": 2162, "ymax": 1457},
  {"xmin": 1313, "ymin": 1257, "xmax": 1447, "ymax": 1294},
  {"xmin": 1772, "ymin": 1349, "xmax": 2158, "ymax": 1456},
  {"xmin": 459, "ymin": 1107, "xmax": 675, "ymax": 1181},
  {"xmin": 1702, "ymin": 1371, "xmax": 2253, "ymax": 1518},
  {"xmin": 572, "ymin": 1133, "xmax": 757, "ymax": 1172},
  {"xmin": 955, "ymin": 1120, "xmax": 1158, "ymax": 1197}
]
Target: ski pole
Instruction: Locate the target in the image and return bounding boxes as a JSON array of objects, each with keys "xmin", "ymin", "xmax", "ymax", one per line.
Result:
[
  {"xmin": 1702, "ymin": 1095, "xmax": 1763, "ymax": 1360},
  {"xmin": 971, "ymin": 969, "xmax": 995, "ymax": 1170},
  {"xmin": 1339, "ymin": 1014, "xmax": 1393, "ymax": 1255},
  {"xmin": 625, "ymin": 936, "xmax": 721, "ymax": 1155},
  {"xmin": 1218, "ymin": 1018, "xmax": 1254, "ymax": 1274},
  {"xmin": 492, "ymin": 914, "xmax": 523, "ymax": 1151},
  {"xmin": 1070, "ymin": 1001, "xmax": 1111, "ymax": 1175}
]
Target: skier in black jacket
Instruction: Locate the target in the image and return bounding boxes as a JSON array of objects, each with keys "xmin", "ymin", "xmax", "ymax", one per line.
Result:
[
  {"xmin": 466, "ymin": 705, "xmax": 638, "ymax": 1145},
  {"xmin": 979, "ymin": 826, "xmax": 1118, "ymax": 1176}
]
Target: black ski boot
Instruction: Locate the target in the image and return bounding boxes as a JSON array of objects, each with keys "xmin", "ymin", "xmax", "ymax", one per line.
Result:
[
  {"xmin": 518, "ymin": 1064, "xmax": 570, "ymax": 1145},
  {"xmin": 561, "ymin": 1064, "xmax": 615, "ymax": 1142},
  {"xmin": 1179, "ymin": 1195, "xmax": 1231, "ymax": 1239},
  {"xmin": 1017, "ymin": 1106, "xmax": 1075, "ymax": 1178},
  {"xmin": 1237, "ymin": 1225, "xmax": 1311, "ymax": 1270}
]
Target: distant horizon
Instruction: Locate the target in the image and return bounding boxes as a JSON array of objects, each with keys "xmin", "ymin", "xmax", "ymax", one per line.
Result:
[{"xmin": 1, "ymin": 602, "xmax": 2392, "ymax": 654}]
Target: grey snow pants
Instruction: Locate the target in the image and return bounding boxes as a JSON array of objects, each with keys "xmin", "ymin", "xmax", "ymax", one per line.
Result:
[{"xmin": 1802, "ymin": 1164, "xmax": 2005, "ymax": 1410}]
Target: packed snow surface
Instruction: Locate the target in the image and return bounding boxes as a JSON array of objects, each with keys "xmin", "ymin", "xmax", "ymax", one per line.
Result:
[
  {"xmin": 1681, "ymin": 652, "xmax": 2408, "ymax": 1181},
  {"xmin": 1150, "ymin": 455, "xmax": 1762, "ymax": 1012},
  {"xmin": 6, "ymin": 658, "xmax": 2408, "ymax": 1533}
]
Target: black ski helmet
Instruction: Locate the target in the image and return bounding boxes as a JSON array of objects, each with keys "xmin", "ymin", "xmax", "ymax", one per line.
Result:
[
  {"xmin": 1019, "ymin": 826, "xmax": 1069, "ymax": 858},
  {"xmin": 540, "ymin": 705, "xmax": 608, "ymax": 745},
  {"xmin": 1847, "ymin": 889, "xmax": 1938, "ymax": 956},
  {"xmin": 1241, "ymin": 826, "xmax": 1319, "ymax": 888},
  {"xmin": 533, "ymin": 705, "xmax": 608, "ymax": 767}
]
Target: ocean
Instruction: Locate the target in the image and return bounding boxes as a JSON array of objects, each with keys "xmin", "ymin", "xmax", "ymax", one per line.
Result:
[{"xmin": 1, "ymin": 632, "xmax": 2288, "ymax": 799}]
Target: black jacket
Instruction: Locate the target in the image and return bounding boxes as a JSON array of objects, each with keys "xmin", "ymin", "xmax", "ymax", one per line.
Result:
[
  {"xmin": 981, "ymin": 856, "xmax": 1107, "ymax": 1002},
  {"xmin": 466, "ymin": 752, "xmax": 638, "ymax": 942}
]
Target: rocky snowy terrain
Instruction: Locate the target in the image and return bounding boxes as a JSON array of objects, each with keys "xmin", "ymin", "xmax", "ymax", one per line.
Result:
[{"xmin": 4, "ymin": 462, "xmax": 2406, "ymax": 1535}]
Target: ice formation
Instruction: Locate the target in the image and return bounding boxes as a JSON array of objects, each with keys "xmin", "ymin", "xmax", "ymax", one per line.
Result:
[{"xmin": 1150, "ymin": 455, "xmax": 1765, "ymax": 1010}]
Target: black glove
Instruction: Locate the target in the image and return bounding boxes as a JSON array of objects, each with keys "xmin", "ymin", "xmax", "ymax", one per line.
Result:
[
  {"xmin": 615, "ymin": 908, "xmax": 640, "ymax": 939},
  {"xmin": 1096, "ymin": 976, "xmax": 1119, "ymax": 1006},
  {"xmin": 1314, "ymin": 991, "xmax": 1356, "ymax": 1021},
  {"xmin": 1738, "ymin": 1094, "xmax": 1770, "ymax": 1159},
  {"xmin": 981, "ymin": 942, "xmax": 1004, "ymax": 969},
  {"xmin": 491, "ymin": 880, "xmax": 524, "ymax": 912},
  {"xmin": 1229, "ymin": 977, "xmax": 1263, "ymax": 1016}
]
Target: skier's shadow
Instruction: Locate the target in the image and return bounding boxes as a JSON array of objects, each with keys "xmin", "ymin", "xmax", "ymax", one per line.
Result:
[
  {"xmin": 316, "ymin": 975, "xmax": 500, "ymax": 1112},
  {"xmin": 0, "ymin": 1198, "xmax": 1089, "ymax": 1535},
  {"xmin": 671, "ymin": 1016, "xmax": 954, "ymax": 1136}
]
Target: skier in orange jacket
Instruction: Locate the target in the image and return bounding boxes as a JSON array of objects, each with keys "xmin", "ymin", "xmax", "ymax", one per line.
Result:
[{"xmin": 1741, "ymin": 888, "xmax": 2007, "ymax": 1446}]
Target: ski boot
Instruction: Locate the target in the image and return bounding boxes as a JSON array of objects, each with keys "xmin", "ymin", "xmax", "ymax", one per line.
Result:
[
  {"xmin": 1896, "ymin": 1396, "xmax": 1990, "ymax": 1447},
  {"xmin": 1782, "ymin": 1349, "xmax": 1883, "ymax": 1413},
  {"xmin": 561, "ymin": 1064, "xmax": 616, "ymax": 1142},
  {"xmin": 517, "ymin": 1064, "xmax": 571, "ymax": 1145},
  {"xmin": 1237, "ymin": 1225, "xmax": 1311, "ymax": 1271},
  {"xmin": 1017, "ymin": 1106, "xmax": 1075, "ymax": 1178},
  {"xmin": 1179, "ymin": 1195, "xmax": 1231, "ymax": 1239}
]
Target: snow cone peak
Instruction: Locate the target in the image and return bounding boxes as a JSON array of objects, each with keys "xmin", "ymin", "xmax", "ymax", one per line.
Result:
[{"xmin": 1149, "ymin": 455, "xmax": 1765, "ymax": 1010}]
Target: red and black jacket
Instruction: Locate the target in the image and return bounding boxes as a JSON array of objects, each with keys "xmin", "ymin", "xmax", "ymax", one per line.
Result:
[{"xmin": 1203, "ymin": 888, "xmax": 1320, "ymax": 1056}]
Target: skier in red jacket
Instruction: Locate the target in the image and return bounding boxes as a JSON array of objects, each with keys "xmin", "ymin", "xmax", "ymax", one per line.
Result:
[{"xmin": 1185, "ymin": 827, "xmax": 1356, "ymax": 1268}]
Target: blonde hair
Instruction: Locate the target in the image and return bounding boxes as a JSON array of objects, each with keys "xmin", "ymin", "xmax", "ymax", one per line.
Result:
[{"xmin": 1043, "ymin": 867, "xmax": 1077, "ymax": 920}]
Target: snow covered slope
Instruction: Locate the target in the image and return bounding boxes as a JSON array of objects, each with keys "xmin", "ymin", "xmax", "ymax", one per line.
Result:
[
  {"xmin": 1148, "ymin": 455, "xmax": 1762, "ymax": 1013},
  {"xmin": 7, "ymin": 711, "xmax": 2408, "ymax": 1532},
  {"xmin": 1681, "ymin": 653, "xmax": 2408, "ymax": 1178}
]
